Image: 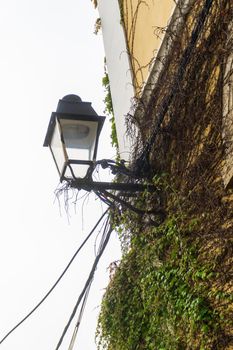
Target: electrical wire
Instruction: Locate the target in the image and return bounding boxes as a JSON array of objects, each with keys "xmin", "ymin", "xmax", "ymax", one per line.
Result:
[
  {"xmin": 0, "ymin": 209, "xmax": 109, "ymax": 346},
  {"xmin": 94, "ymin": 215, "xmax": 109, "ymax": 256},
  {"xmin": 67, "ymin": 283, "xmax": 92, "ymax": 350},
  {"xmin": 67, "ymin": 218, "xmax": 111, "ymax": 350},
  {"xmin": 55, "ymin": 219, "xmax": 113, "ymax": 350},
  {"xmin": 58, "ymin": 218, "xmax": 112, "ymax": 350}
]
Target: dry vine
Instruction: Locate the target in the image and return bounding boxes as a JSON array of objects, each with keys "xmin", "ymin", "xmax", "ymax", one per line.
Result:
[{"xmin": 98, "ymin": 1, "xmax": 233, "ymax": 349}]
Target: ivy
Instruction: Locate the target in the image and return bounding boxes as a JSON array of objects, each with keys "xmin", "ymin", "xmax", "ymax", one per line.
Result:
[
  {"xmin": 102, "ymin": 60, "xmax": 119, "ymax": 151},
  {"xmin": 94, "ymin": 18, "xmax": 101, "ymax": 35},
  {"xmin": 95, "ymin": 1, "xmax": 233, "ymax": 347},
  {"xmin": 91, "ymin": 0, "xmax": 98, "ymax": 9},
  {"xmin": 97, "ymin": 204, "xmax": 232, "ymax": 350}
]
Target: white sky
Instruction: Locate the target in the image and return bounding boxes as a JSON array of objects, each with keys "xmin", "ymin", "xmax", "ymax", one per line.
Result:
[{"xmin": 0, "ymin": 1, "xmax": 121, "ymax": 349}]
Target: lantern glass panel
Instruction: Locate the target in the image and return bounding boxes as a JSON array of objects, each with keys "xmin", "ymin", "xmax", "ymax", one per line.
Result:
[
  {"xmin": 60, "ymin": 119, "xmax": 98, "ymax": 161},
  {"xmin": 50, "ymin": 120, "xmax": 66, "ymax": 175},
  {"xmin": 64, "ymin": 163, "xmax": 90, "ymax": 179}
]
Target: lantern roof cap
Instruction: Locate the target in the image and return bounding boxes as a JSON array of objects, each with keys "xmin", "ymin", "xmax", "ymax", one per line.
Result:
[
  {"xmin": 61, "ymin": 94, "xmax": 82, "ymax": 103},
  {"xmin": 43, "ymin": 94, "xmax": 105, "ymax": 147},
  {"xmin": 56, "ymin": 94, "xmax": 97, "ymax": 116}
]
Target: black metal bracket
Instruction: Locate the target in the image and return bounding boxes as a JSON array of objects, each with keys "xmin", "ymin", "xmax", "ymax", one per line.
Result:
[
  {"xmin": 97, "ymin": 159, "xmax": 136, "ymax": 177},
  {"xmin": 64, "ymin": 158, "xmax": 165, "ymax": 220},
  {"xmin": 70, "ymin": 179, "xmax": 155, "ymax": 193}
]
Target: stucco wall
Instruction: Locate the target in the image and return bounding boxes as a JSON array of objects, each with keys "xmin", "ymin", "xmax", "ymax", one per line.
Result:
[
  {"xmin": 98, "ymin": 0, "xmax": 175, "ymax": 159},
  {"xmin": 98, "ymin": 0, "xmax": 135, "ymax": 161},
  {"xmin": 121, "ymin": 0, "xmax": 175, "ymax": 92}
]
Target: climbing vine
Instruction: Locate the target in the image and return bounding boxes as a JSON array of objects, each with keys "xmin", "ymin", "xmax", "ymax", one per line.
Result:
[
  {"xmin": 102, "ymin": 60, "xmax": 119, "ymax": 151},
  {"xmin": 96, "ymin": 1, "xmax": 233, "ymax": 349},
  {"xmin": 94, "ymin": 17, "xmax": 101, "ymax": 35},
  {"xmin": 97, "ymin": 177, "xmax": 233, "ymax": 350},
  {"xmin": 91, "ymin": 0, "xmax": 98, "ymax": 9}
]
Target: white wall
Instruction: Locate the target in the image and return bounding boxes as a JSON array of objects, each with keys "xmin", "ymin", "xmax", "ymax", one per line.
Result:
[{"xmin": 98, "ymin": 0, "xmax": 135, "ymax": 161}]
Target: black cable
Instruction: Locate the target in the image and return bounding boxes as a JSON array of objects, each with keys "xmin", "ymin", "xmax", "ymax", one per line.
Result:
[
  {"xmin": 0, "ymin": 209, "xmax": 109, "ymax": 345},
  {"xmin": 95, "ymin": 190, "xmax": 114, "ymax": 207},
  {"xmin": 67, "ymin": 283, "xmax": 92, "ymax": 350},
  {"xmin": 55, "ymin": 221, "xmax": 113, "ymax": 350},
  {"xmin": 94, "ymin": 214, "xmax": 109, "ymax": 256},
  {"xmin": 67, "ymin": 217, "xmax": 111, "ymax": 350}
]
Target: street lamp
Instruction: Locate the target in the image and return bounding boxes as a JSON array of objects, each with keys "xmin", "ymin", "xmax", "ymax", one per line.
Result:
[
  {"xmin": 44, "ymin": 95, "xmax": 158, "ymax": 213},
  {"xmin": 43, "ymin": 94, "xmax": 105, "ymax": 181}
]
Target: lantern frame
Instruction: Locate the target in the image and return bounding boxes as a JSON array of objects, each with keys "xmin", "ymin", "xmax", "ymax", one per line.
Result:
[{"xmin": 43, "ymin": 97, "xmax": 105, "ymax": 181}]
